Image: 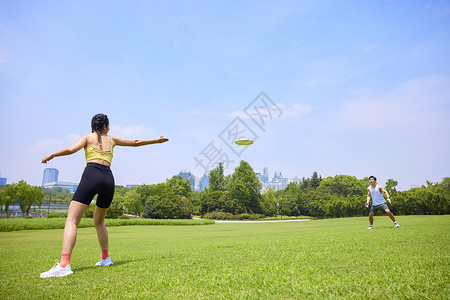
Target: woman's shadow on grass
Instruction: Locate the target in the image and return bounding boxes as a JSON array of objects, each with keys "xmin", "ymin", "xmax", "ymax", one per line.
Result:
[{"xmin": 75, "ymin": 258, "xmax": 148, "ymax": 273}]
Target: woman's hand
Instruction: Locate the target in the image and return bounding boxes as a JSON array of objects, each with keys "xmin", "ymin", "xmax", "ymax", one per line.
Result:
[
  {"xmin": 155, "ymin": 136, "xmax": 169, "ymax": 143},
  {"xmin": 42, "ymin": 154, "xmax": 54, "ymax": 164}
]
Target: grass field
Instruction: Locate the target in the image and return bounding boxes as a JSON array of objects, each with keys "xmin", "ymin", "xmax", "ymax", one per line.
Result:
[{"xmin": 0, "ymin": 215, "xmax": 448, "ymax": 299}]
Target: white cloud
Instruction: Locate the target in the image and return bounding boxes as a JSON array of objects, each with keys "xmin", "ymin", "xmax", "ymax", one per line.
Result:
[
  {"xmin": 229, "ymin": 103, "xmax": 311, "ymax": 120},
  {"xmin": 278, "ymin": 103, "xmax": 312, "ymax": 118},
  {"xmin": 364, "ymin": 44, "xmax": 378, "ymax": 52},
  {"xmin": 110, "ymin": 124, "xmax": 146, "ymax": 138},
  {"xmin": 27, "ymin": 134, "xmax": 81, "ymax": 155},
  {"xmin": 337, "ymin": 75, "xmax": 450, "ymax": 130},
  {"xmin": 27, "ymin": 138, "xmax": 64, "ymax": 155}
]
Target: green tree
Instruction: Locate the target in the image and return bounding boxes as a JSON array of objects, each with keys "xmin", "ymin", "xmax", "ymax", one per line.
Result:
[
  {"xmin": 260, "ymin": 188, "xmax": 277, "ymax": 216},
  {"xmin": 228, "ymin": 161, "xmax": 262, "ymax": 213},
  {"xmin": 1, "ymin": 185, "xmax": 16, "ymax": 217},
  {"xmin": 9, "ymin": 181, "xmax": 45, "ymax": 216},
  {"xmin": 180, "ymin": 196, "xmax": 192, "ymax": 219},
  {"xmin": 0, "ymin": 189, "xmax": 3, "ymax": 211},
  {"xmin": 201, "ymin": 190, "xmax": 221, "ymax": 214},
  {"xmin": 135, "ymin": 184, "xmax": 155, "ymax": 209},
  {"xmin": 144, "ymin": 191, "xmax": 182, "ymax": 219},
  {"xmin": 282, "ymin": 182, "xmax": 307, "ymax": 216},
  {"xmin": 43, "ymin": 188, "xmax": 73, "ymax": 204},
  {"xmin": 385, "ymin": 179, "xmax": 399, "ymax": 196},
  {"xmin": 310, "ymin": 171, "xmax": 322, "ymax": 188},
  {"xmin": 123, "ymin": 190, "xmax": 143, "ymax": 217},
  {"xmin": 209, "ymin": 163, "xmax": 226, "ymax": 191},
  {"xmin": 166, "ymin": 176, "xmax": 191, "ymax": 197},
  {"xmin": 29, "ymin": 185, "xmax": 44, "ymax": 214},
  {"xmin": 318, "ymin": 175, "xmax": 366, "ymax": 197},
  {"xmin": 106, "ymin": 198, "xmax": 125, "ymax": 219}
]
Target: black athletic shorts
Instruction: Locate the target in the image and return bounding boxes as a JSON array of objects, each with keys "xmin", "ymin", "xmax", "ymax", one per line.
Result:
[
  {"xmin": 369, "ymin": 203, "xmax": 389, "ymax": 214},
  {"xmin": 72, "ymin": 163, "xmax": 115, "ymax": 208}
]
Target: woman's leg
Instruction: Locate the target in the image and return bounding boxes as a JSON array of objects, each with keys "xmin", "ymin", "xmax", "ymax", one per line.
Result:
[
  {"xmin": 93, "ymin": 206, "xmax": 109, "ymax": 251},
  {"xmin": 62, "ymin": 201, "xmax": 89, "ymax": 254}
]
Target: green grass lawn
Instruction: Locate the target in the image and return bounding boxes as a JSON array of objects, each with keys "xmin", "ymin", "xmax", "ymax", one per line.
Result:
[{"xmin": 0, "ymin": 215, "xmax": 448, "ymax": 299}]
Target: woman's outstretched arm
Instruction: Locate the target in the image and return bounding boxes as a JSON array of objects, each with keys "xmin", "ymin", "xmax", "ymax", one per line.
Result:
[
  {"xmin": 113, "ymin": 136, "xmax": 169, "ymax": 147},
  {"xmin": 41, "ymin": 136, "xmax": 88, "ymax": 164}
]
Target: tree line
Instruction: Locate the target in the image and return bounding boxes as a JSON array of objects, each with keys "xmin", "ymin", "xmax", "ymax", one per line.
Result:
[
  {"xmin": 1, "ymin": 161, "xmax": 448, "ymax": 219},
  {"xmin": 196, "ymin": 162, "xmax": 448, "ymax": 218},
  {"xmin": 0, "ymin": 181, "xmax": 44, "ymax": 217}
]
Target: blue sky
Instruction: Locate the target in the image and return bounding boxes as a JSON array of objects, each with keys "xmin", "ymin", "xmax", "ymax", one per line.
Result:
[{"xmin": 1, "ymin": 0, "xmax": 449, "ymax": 190}]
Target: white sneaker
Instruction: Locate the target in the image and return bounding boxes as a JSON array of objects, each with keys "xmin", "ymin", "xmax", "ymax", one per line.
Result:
[
  {"xmin": 40, "ymin": 260, "xmax": 73, "ymax": 278},
  {"xmin": 394, "ymin": 223, "xmax": 400, "ymax": 228},
  {"xmin": 95, "ymin": 256, "xmax": 113, "ymax": 266},
  {"xmin": 367, "ymin": 225, "xmax": 374, "ymax": 230}
]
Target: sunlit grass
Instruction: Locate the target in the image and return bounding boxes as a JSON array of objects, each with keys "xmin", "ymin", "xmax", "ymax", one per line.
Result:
[{"xmin": 0, "ymin": 215, "xmax": 448, "ymax": 299}]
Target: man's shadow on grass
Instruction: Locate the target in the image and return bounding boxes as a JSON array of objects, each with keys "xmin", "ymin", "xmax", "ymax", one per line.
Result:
[{"xmin": 74, "ymin": 258, "xmax": 148, "ymax": 273}]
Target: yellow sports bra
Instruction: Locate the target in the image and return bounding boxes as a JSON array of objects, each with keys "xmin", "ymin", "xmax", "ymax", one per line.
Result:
[{"xmin": 85, "ymin": 135, "xmax": 114, "ymax": 164}]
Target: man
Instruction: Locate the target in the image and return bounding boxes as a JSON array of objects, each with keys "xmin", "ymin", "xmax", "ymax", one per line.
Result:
[{"xmin": 365, "ymin": 176, "xmax": 400, "ymax": 229}]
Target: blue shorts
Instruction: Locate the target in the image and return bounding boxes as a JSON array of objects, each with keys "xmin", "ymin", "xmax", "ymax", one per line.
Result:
[
  {"xmin": 369, "ymin": 203, "xmax": 390, "ymax": 214},
  {"xmin": 72, "ymin": 163, "xmax": 115, "ymax": 208}
]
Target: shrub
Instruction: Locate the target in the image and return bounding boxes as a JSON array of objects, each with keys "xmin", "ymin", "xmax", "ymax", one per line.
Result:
[
  {"xmin": 83, "ymin": 204, "xmax": 96, "ymax": 218},
  {"xmin": 0, "ymin": 218, "xmax": 214, "ymax": 232},
  {"xmin": 203, "ymin": 211, "xmax": 235, "ymax": 220},
  {"xmin": 119, "ymin": 215, "xmax": 131, "ymax": 219},
  {"xmin": 47, "ymin": 212, "xmax": 60, "ymax": 218},
  {"xmin": 143, "ymin": 195, "xmax": 184, "ymax": 219},
  {"xmin": 106, "ymin": 199, "xmax": 125, "ymax": 219},
  {"xmin": 249, "ymin": 213, "xmax": 263, "ymax": 220},
  {"xmin": 241, "ymin": 213, "xmax": 249, "ymax": 219},
  {"xmin": 24, "ymin": 216, "xmax": 33, "ymax": 219},
  {"xmin": 180, "ymin": 197, "xmax": 192, "ymax": 219}
]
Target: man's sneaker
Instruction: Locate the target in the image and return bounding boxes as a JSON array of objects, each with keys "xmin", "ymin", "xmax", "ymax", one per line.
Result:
[
  {"xmin": 367, "ymin": 225, "xmax": 374, "ymax": 230},
  {"xmin": 40, "ymin": 260, "xmax": 73, "ymax": 278},
  {"xmin": 394, "ymin": 222, "xmax": 400, "ymax": 228},
  {"xmin": 95, "ymin": 256, "xmax": 113, "ymax": 266}
]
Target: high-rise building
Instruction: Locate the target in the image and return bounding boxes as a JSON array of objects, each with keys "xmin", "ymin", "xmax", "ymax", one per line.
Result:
[
  {"xmin": 199, "ymin": 173, "xmax": 210, "ymax": 191},
  {"xmin": 177, "ymin": 170, "xmax": 196, "ymax": 191},
  {"xmin": 260, "ymin": 171, "xmax": 289, "ymax": 192},
  {"xmin": 263, "ymin": 167, "xmax": 269, "ymax": 178},
  {"xmin": 255, "ymin": 167, "xmax": 269, "ymax": 183},
  {"xmin": 0, "ymin": 177, "xmax": 6, "ymax": 186},
  {"xmin": 42, "ymin": 168, "xmax": 59, "ymax": 186}
]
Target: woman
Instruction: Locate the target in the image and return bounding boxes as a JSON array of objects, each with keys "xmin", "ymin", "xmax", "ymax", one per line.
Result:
[{"xmin": 40, "ymin": 113, "xmax": 168, "ymax": 278}]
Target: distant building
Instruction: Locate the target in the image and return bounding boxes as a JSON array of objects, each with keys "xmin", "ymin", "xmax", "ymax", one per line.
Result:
[
  {"xmin": 178, "ymin": 170, "xmax": 197, "ymax": 191},
  {"xmin": 263, "ymin": 167, "xmax": 269, "ymax": 178},
  {"xmin": 0, "ymin": 177, "xmax": 6, "ymax": 186},
  {"xmin": 256, "ymin": 167, "xmax": 269, "ymax": 183},
  {"xmin": 42, "ymin": 168, "xmax": 59, "ymax": 187},
  {"xmin": 256, "ymin": 173, "xmax": 269, "ymax": 183},
  {"xmin": 43, "ymin": 181, "xmax": 79, "ymax": 193},
  {"xmin": 259, "ymin": 171, "xmax": 289, "ymax": 192},
  {"xmin": 126, "ymin": 184, "xmax": 140, "ymax": 188},
  {"xmin": 199, "ymin": 173, "xmax": 210, "ymax": 191},
  {"xmin": 291, "ymin": 176, "xmax": 301, "ymax": 183}
]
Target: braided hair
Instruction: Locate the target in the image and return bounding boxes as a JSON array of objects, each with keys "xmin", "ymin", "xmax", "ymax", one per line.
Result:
[{"xmin": 91, "ymin": 113, "xmax": 109, "ymax": 150}]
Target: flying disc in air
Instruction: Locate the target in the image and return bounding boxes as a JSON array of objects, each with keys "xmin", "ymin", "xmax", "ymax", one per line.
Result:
[{"xmin": 234, "ymin": 139, "xmax": 254, "ymax": 145}]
